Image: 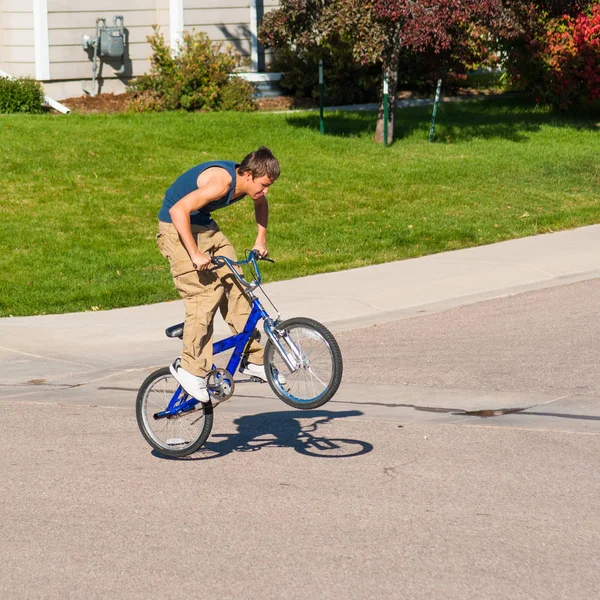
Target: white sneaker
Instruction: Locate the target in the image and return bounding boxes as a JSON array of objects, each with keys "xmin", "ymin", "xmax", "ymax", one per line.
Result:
[
  {"xmin": 240, "ymin": 362, "xmax": 287, "ymax": 385},
  {"xmin": 170, "ymin": 360, "xmax": 210, "ymax": 402}
]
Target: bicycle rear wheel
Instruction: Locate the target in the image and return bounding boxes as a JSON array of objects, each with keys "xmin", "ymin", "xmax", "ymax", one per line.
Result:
[
  {"xmin": 136, "ymin": 367, "xmax": 213, "ymax": 458},
  {"xmin": 264, "ymin": 317, "xmax": 343, "ymax": 409}
]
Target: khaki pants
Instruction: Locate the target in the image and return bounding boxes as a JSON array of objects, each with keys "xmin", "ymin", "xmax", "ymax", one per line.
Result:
[{"xmin": 157, "ymin": 221, "xmax": 263, "ymax": 377}]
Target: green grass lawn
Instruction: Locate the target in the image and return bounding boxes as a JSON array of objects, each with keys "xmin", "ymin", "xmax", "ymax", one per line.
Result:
[{"xmin": 1, "ymin": 96, "xmax": 599, "ymax": 317}]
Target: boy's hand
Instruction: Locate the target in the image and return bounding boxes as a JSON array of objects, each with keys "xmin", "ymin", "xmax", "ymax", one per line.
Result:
[
  {"xmin": 253, "ymin": 242, "xmax": 268, "ymax": 258},
  {"xmin": 191, "ymin": 252, "xmax": 212, "ymax": 271},
  {"xmin": 252, "ymin": 244, "xmax": 269, "ymax": 258}
]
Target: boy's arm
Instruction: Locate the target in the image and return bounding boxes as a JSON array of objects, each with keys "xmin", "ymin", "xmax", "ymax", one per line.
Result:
[
  {"xmin": 169, "ymin": 172, "xmax": 230, "ymax": 271},
  {"xmin": 253, "ymin": 195, "xmax": 269, "ymax": 257}
]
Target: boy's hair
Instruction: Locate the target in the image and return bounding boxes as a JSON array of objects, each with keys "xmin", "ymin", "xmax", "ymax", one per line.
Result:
[{"xmin": 238, "ymin": 146, "xmax": 280, "ymax": 181}]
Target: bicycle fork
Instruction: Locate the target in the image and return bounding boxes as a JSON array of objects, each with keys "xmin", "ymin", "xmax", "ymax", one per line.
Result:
[{"xmin": 264, "ymin": 318, "xmax": 305, "ymax": 373}]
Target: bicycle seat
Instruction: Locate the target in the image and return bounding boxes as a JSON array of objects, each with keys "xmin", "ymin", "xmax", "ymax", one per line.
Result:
[{"xmin": 165, "ymin": 322, "xmax": 184, "ymax": 338}]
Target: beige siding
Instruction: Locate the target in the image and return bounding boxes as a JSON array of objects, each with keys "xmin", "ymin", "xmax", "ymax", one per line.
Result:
[
  {"xmin": 2, "ymin": 45, "xmax": 34, "ymax": 62},
  {"xmin": 49, "ymin": 24, "xmax": 168, "ymax": 47},
  {"xmin": 50, "ymin": 59, "xmax": 152, "ymax": 80},
  {"xmin": 51, "ymin": 0, "xmax": 164, "ymax": 11},
  {"xmin": 47, "ymin": 0, "xmax": 169, "ymax": 81},
  {"xmin": 183, "ymin": 1, "xmax": 279, "ymax": 58},
  {"xmin": 185, "ymin": 8, "xmax": 250, "ymax": 25},
  {"xmin": 2, "ymin": 28, "xmax": 34, "ymax": 47},
  {"xmin": 1, "ymin": 0, "xmax": 281, "ymax": 87},
  {"xmin": 1, "ymin": 12, "xmax": 34, "ymax": 29},
  {"xmin": 184, "ymin": 23, "xmax": 251, "ymax": 55},
  {"xmin": 2, "ymin": 0, "xmax": 34, "ymax": 10},
  {"xmin": 47, "ymin": 10, "xmax": 169, "ymax": 29},
  {"xmin": 50, "ymin": 41, "xmax": 152, "ymax": 62},
  {"xmin": 183, "ymin": 1, "xmax": 250, "ymax": 55},
  {"xmin": 183, "ymin": 1, "xmax": 278, "ymax": 8},
  {"xmin": 0, "ymin": 7, "xmax": 35, "ymax": 78}
]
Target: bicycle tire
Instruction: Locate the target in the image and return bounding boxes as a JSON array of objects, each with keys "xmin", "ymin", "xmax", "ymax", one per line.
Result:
[
  {"xmin": 136, "ymin": 366, "xmax": 214, "ymax": 458},
  {"xmin": 264, "ymin": 317, "xmax": 343, "ymax": 409}
]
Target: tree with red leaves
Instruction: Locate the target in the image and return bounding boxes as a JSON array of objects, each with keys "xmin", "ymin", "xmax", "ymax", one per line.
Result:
[
  {"xmin": 370, "ymin": 0, "xmax": 507, "ymax": 142},
  {"xmin": 260, "ymin": 0, "xmax": 506, "ymax": 143}
]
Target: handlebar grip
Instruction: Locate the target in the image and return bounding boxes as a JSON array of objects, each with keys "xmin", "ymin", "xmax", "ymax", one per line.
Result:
[{"xmin": 248, "ymin": 250, "xmax": 275, "ymax": 263}]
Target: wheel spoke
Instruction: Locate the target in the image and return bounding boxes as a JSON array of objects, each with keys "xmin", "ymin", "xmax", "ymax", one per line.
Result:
[{"xmin": 307, "ymin": 368, "xmax": 328, "ymax": 388}]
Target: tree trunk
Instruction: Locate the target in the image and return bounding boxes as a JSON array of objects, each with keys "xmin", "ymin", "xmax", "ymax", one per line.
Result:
[{"xmin": 374, "ymin": 32, "xmax": 402, "ymax": 145}]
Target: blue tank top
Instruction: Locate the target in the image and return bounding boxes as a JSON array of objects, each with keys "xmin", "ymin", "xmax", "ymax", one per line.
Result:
[{"xmin": 158, "ymin": 160, "xmax": 243, "ymax": 226}]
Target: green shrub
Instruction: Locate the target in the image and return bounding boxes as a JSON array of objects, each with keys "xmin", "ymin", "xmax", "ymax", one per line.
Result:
[
  {"xmin": 505, "ymin": 3, "xmax": 600, "ymax": 110},
  {"xmin": 268, "ymin": 44, "xmax": 381, "ymax": 106},
  {"xmin": 219, "ymin": 76, "xmax": 257, "ymax": 111},
  {"xmin": 263, "ymin": 33, "xmax": 501, "ymax": 104},
  {"xmin": 128, "ymin": 27, "xmax": 257, "ymax": 112},
  {"xmin": 0, "ymin": 77, "xmax": 44, "ymax": 114}
]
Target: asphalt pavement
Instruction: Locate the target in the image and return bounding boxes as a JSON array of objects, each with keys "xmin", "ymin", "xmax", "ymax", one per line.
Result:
[{"xmin": 2, "ymin": 225, "xmax": 600, "ymax": 598}]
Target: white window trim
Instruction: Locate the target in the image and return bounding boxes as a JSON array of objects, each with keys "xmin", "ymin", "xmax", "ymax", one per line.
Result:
[
  {"xmin": 33, "ymin": 0, "xmax": 50, "ymax": 80},
  {"xmin": 170, "ymin": 0, "xmax": 184, "ymax": 52}
]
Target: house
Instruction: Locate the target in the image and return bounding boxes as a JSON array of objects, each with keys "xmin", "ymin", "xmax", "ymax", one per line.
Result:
[{"xmin": 0, "ymin": 0, "xmax": 279, "ymax": 100}]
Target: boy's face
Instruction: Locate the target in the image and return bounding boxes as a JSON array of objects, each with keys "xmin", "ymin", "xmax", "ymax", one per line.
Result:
[{"xmin": 244, "ymin": 173, "xmax": 274, "ymax": 200}]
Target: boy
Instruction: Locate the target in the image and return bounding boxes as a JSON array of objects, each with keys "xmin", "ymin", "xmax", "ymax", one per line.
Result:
[{"xmin": 157, "ymin": 147, "xmax": 280, "ymax": 401}]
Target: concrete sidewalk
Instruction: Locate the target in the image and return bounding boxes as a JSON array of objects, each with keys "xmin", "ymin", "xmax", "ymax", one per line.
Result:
[
  {"xmin": 275, "ymin": 92, "xmax": 513, "ymax": 114},
  {"xmin": 1, "ymin": 224, "xmax": 600, "ymax": 394}
]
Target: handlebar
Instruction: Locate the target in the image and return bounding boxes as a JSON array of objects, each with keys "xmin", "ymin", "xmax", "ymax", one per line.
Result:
[{"xmin": 210, "ymin": 250, "xmax": 274, "ymax": 289}]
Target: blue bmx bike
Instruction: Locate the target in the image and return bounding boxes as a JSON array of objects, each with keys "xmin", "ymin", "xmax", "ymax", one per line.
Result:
[{"xmin": 136, "ymin": 251, "xmax": 343, "ymax": 458}]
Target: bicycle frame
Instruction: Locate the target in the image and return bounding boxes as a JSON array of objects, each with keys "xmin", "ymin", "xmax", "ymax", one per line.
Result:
[
  {"xmin": 155, "ymin": 300, "xmax": 267, "ymax": 419},
  {"xmin": 157, "ymin": 252, "xmax": 302, "ymax": 418},
  {"xmin": 212, "ymin": 298, "xmax": 269, "ymax": 375}
]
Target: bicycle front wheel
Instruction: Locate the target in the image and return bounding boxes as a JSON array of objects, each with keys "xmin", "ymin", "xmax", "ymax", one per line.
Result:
[
  {"xmin": 264, "ymin": 317, "xmax": 343, "ymax": 409},
  {"xmin": 136, "ymin": 367, "xmax": 213, "ymax": 458}
]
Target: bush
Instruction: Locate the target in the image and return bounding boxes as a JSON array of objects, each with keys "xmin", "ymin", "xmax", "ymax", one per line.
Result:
[
  {"xmin": 268, "ymin": 44, "xmax": 381, "ymax": 106},
  {"xmin": 128, "ymin": 27, "xmax": 256, "ymax": 112},
  {"xmin": 0, "ymin": 77, "xmax": 44, "ymax": 114},
  {"xmin": 506, "ymin": 4, "xmax": 600, "ymax": 109},
  {"xmin": 267, "ymin": 43, "xmax": 502, "ymax": 104},
  {"xmin": 260, "ymin": 6, "xmax": 503, "ymax": 104},
  {"xmin": 219, "ymin": 76, "xmax": 258, "ymax": 111}
]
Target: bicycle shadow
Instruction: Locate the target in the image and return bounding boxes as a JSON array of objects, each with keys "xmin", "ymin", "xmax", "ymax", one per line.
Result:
[{"xmin": 151, "ymin": 409, "xmax": 373, "ymax": 461}]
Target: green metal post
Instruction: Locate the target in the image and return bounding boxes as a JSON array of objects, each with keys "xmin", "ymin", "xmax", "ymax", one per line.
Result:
[
  {"xmin": 383, "ymin": 72, "xmax": 389, "ymax": 148},
  {"xmin": 429, "ymin": 78, "xmax": 443, "ymax": 142},
  {"xmin": 319, "ymin": 59, "xmax": 325, "ymax": 135}
]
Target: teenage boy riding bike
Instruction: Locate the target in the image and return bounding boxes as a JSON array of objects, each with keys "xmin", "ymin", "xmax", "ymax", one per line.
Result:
[{"xmin": 156, "ymin": 147, "xmax": 280, "ymax": 402}]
